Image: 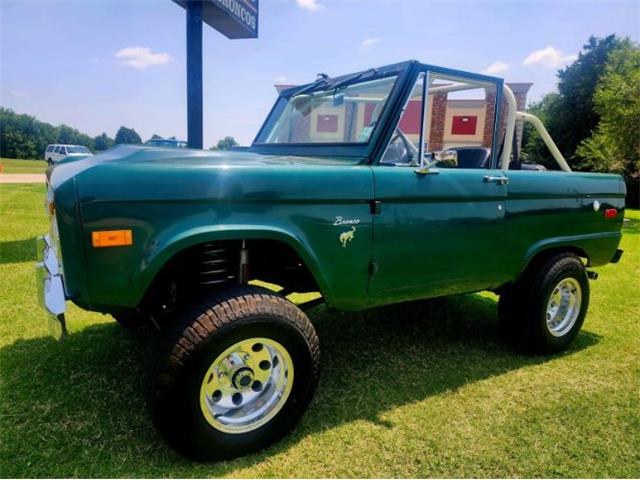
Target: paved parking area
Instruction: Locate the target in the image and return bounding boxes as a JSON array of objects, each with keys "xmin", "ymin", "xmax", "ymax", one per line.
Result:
[{"xmin": 0, "ymin": 174, "xmax": 46, "ymax": 184}]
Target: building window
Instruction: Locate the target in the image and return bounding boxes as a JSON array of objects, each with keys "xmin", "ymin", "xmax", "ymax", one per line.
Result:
[
  {"xmin": 317, "ymin": 115, "xmax": 339, "ymax": 133},
  {"xmin": 451, "ymin": 116, "xmax": 477, "ymax": 135}
]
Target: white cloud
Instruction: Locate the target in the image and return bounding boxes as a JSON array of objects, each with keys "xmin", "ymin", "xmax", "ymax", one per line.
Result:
[
  {"xmin": 274, "ymin": 76, "xmax": 288, "ymax": 83},
  {"xmin": 296, "ymin": 0, "xmax": 324, "ymax": 12},
  {"xmin": 361, "ymin": 38, "xmax": 381, "ymax": 49},
  {"xmin": 522, "ymin": 46, "xmax": 577, "ymax": 68},
  {"xmin": 9, "ymin": 89, "xmax": 29, "ymax": 98},
  {"xmin": 483, "ymin": 60, "xmax": 509, "ymax": 75},
  {"xmin": 115, "ymin": 47, "xmax": 173, "ymax": 69}
]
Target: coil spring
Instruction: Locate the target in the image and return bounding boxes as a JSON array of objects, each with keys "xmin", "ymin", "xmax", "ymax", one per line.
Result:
[{"xmin": 199, "ymin": 242, "xmax": 237, "ymax": 285}]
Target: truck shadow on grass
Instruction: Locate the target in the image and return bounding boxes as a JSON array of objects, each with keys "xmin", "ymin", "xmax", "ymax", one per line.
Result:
[
  {"xmin": 0, "ymin": 293, "xmax": 600, "ymax": 477},
  {"xmin": 0, "ymin": 237, "xmax": 36, "ymax": 264}
]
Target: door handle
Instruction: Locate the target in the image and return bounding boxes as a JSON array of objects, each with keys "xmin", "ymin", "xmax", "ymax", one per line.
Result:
[{"xmin": 483, "ymin": 175, "xmax": 509, "ymax": 185}]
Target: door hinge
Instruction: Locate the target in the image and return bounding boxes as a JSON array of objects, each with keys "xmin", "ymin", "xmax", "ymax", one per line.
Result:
[{"xmin": 370, "ymin": 200, "xmax": 382, "ymax": 215}]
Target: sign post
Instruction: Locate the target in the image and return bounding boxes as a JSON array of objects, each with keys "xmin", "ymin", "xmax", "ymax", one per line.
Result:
[
  {"xmin": 173, "ymin": 0, "xmax": 259, "ymax": 149},
  {"xmin": 186, "ymin": 1, "xmax": 203, "ymax": 149}
]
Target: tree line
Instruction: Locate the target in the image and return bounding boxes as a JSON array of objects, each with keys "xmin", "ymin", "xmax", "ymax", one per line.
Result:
[
  {"xmin": 522, "ymin": 34, "xmax": 639, "ymax": 206},
  {"xmin": 0, "ymin": 108, "xmax": 143, "ymax": 159},
  {"xmin": 0, "ymin": 108, "xmax": 239, "ymax": 158}
]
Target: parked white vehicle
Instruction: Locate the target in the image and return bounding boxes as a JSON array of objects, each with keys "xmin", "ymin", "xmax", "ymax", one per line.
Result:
[{"xmin": 44, "ymin": 144, "xmax": 93, "ymax": 165}]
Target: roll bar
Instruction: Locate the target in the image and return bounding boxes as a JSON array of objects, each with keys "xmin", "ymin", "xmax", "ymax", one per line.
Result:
[
  {"xmin": 501, "ymin": 85, "xmax": 571, "ymax": 172},
  {"xmin": 514, "ymin": 111, "xmax": 571, "ymax": 172},
  {"xmin": 415, "ymin": 83, "xmax": 571, "ymax": 173}
]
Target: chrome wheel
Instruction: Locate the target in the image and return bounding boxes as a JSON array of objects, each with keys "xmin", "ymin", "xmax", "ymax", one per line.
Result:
[
  {"xmin": 199, "ymin": 338, "xmax": 294, "ymax": 434},
  {"xmin": 546, "ymin": 278, "xmax": 582, "ymax": 337}
]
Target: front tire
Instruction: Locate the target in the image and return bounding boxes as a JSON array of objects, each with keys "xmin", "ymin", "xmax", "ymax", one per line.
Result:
[
  {"xmin": 151, "ymin": 285, "xmax": 320, "ymax": 461},
  {"xmin": 499, "ymin": 253, "xmax": 589, "ymax": 353}
]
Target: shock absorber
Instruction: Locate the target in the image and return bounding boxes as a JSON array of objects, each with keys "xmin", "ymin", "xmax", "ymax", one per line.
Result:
[{"xmin": 239, "ymin": 239, "xmax": 249, "ymax": 284}]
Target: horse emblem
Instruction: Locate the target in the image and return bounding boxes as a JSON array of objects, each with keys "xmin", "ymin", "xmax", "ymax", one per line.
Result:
[{"xmin": 339, "ymin": 227, "xmax": 356, "ymax": 248}]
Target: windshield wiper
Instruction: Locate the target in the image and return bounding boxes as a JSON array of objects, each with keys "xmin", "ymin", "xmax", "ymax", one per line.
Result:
[
  {"xmin": 291, "ymin": 73, "xmax": 330, "ymax": 97},
  {"xmin": 328, "ymin": 68, "xmax": 378, "ymax": 91},
  {"xmin": 290, "ymin": 68, "xmax": 382, "ymax": 98}
]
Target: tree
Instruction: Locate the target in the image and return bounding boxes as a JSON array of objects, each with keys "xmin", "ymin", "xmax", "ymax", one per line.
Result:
[
  {"xmin": 522, "ymin": 35, "xmax": 630, "ymax": 167},
  {"xmin": 150, "ymin": 133, "xmax": 163, "ymax": 140},
  {"xmin": 114, "ymin": 126, "xmax": 142, "ymax": 145},
  {"xmin": 94, "ymin": 133, "xmax": 115, "ymax": 151},
  {"xmin": 0, "ymin": 107, "xmax": 95, "ymax": 159},
  {"xmin": 576, "ymin": 43, "xmax": 640, "ymax": 206},
  {"xmin": 215, "ymin": 136, "xmax": 238, "ymax": 151},
  {"xmin": 520, "ymin": 93, "xmax": 561, "ymax": 169}
]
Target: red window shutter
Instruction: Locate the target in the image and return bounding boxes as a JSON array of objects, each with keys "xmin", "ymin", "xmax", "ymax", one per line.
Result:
[
  {"xmin": 317, "ymin": 115, "xmax": 338, "ymax": 133},
  {"xmin": 451, "ymin": 116, "xmax": 477, "ymax": 135}
]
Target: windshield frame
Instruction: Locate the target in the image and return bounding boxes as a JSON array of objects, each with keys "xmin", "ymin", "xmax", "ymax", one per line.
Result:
[{"xmin": 250, "ymin": 61, "xmax": 414, "ymax": 160}]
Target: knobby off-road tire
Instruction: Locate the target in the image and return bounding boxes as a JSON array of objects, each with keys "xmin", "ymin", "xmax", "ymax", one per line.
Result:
[
  {"xmin": 499, "ymin": 253, "xmax": 589, "ymax": 353},
  {"xmin": 150, "ymin": 285, "xmax": 320, "ymax": 461}
]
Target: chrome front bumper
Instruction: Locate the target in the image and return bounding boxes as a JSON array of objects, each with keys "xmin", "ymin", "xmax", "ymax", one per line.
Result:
[{"xmin": 36, "ymin": 234, "xmax": 68, "ymax": 339}]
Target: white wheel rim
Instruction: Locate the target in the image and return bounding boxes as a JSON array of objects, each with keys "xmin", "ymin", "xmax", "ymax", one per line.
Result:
[
  {"xmin": 199, "ymin": 337, "xmax": 294, "ymax": 434},
  {"xmin": 545, "ymin": 278, "xmax": 582, "ymax": 337}
]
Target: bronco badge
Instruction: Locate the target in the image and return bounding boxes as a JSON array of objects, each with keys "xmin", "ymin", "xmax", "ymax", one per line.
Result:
[{"xmin": 339, "ymin": 226, "xmax": 356, "ymax": 248}]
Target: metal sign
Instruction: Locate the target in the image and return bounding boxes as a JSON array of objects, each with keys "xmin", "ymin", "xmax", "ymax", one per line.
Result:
[{"xmin": 173, "ymin": 0, "xmax": 259, "ymax": 39}]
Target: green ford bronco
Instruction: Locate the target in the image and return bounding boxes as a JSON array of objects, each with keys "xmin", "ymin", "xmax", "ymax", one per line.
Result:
[{"xmin": 36, "ymin": 61, "xmax": 625, "ymax": 460}]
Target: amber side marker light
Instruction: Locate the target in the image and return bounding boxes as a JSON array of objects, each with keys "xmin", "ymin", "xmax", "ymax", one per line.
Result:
[
  {"xmin": 92, "ymin": 230, "xmax": 133, "ymax": 248},
  {"xmin": 604, "ymin": 208, "xmax": 618, "ymax": 219}
]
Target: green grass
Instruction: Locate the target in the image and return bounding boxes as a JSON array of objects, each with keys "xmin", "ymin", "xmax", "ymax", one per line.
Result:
[
  {"xmin": 1, "ymin": 183, "xmax": 638, "ymax": 478},
  {"xmin": 0, "ymin": 158, "xmax": 46, "ymax": 174}
]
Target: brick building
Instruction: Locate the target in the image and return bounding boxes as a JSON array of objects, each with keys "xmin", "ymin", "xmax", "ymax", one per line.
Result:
[{"xmin": 275, "ymin": 82, "xmax": 532, "ymax": 152}]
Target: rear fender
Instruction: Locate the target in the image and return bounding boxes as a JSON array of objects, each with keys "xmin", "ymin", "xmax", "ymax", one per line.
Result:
[{"xmin": 520, "ymin": 231, "xmax": 623, "ymax": 274}]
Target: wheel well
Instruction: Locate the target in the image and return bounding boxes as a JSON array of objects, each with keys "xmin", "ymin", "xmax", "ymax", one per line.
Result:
[
  {"xmin": 493, "ymin": 246, "xmax": 589, "ymax": 295},
  {"xmin": 138, "ymin": 239, "xmax": 321, "ymax": 317},
  {"xmin": 520, "ymin": 246, "xmax": 589, "ymax": 281}
]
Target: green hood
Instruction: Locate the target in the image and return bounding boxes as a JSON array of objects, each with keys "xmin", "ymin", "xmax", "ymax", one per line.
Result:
[{"xmin": 49, "ymin": 145, "xmax": 368, "ymax": 205}]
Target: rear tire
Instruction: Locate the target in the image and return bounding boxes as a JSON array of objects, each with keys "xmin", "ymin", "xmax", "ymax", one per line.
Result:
[
  {"xmin": 499, "ymin": 253, "xmax": 589, "ymax": 353},
  {"xmin": 151, "ymin": 285, "xmax": 320, "ymax": 461}
]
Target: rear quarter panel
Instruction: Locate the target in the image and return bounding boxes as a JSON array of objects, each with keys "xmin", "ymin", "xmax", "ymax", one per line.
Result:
[{"xmin": 505, "ymin": 170, "xmax": 625, "ymax": 275}]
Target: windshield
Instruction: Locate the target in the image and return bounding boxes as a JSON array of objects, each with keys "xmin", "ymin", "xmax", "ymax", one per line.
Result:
[
  {"xmin": 67, "ymin": 146, "xmax": 91, "ymax": 154},
  {"xmin": 255, "ymin": 74, "xmax": 399, "ymax": 145}
]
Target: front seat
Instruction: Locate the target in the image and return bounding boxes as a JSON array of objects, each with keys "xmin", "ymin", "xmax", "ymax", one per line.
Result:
[{"xmin": 445, "ymin": 147, "xmax": 491, "ymax": 169}]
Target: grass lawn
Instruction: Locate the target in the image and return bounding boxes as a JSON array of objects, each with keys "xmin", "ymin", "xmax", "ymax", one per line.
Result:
[
  {"xmin": 1, "ymin": 183, "xmax": 638, "ymax": 478},
  {"xmin": 0, "ymin": 158, "xmax": 46, "ymax": 174}
]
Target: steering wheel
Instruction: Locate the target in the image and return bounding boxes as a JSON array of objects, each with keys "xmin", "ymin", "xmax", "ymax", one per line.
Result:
[{"xmin": 382, "ymin": 128, "xmax": 420, "ymax": 165}]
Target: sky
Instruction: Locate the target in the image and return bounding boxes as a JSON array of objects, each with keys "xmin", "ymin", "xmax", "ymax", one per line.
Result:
[{"xmin": 1, "ymin": 0, "xmax": 638, "ymax": 147}]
